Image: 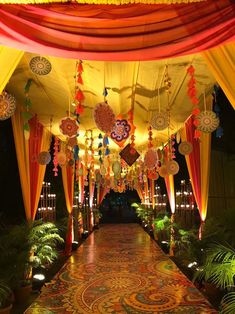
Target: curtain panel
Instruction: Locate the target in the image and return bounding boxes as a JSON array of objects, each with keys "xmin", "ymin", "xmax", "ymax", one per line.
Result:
[{"xmin": 1, "ymin": 0, "xmax": 235, "ymax": 61}]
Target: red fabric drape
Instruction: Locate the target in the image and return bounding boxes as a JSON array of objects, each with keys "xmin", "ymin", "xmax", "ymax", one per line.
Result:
[
  {"xmin": 29, "ymin": 116, "xmax": 43, "ymax": 219},
  {"xmin": 1, "ymin": 1, "xmax": 235, "ymax": 61},
  {"xmin": 185, "ymin": 117, "xmax": 202, "ymax": 211}
]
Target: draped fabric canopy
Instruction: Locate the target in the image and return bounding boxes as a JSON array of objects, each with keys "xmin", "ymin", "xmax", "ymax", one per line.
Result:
[
  {"xmin": 1, "ymin": 0, "xmax": 235, "ymax": 61},
  {"xmin": 0, "ymin": 0, "xmax": 207, "ymax": 3}
]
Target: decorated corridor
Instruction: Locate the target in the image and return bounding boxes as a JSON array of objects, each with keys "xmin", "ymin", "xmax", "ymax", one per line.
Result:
[{"xmin": 26, "ymin": 224, "xmax": 216, "ymax": 314}]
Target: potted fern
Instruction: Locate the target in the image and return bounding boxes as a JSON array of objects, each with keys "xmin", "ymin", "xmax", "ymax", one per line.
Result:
[{"xmin": 0, "ymin": 282, "xmax": 13, "ymax": 314}]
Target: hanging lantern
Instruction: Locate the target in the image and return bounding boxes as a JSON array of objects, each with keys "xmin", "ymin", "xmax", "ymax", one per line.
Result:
[
  {"xmin": 59, "ymin": 117, "xmax": 79, "ymax": 138},
  {"xmin": 150, "ymin": 111, "xmax": 169, "ymax": 131},
  {"xmin": 93, "ymin": 102, "xmax": 115, "ymax": 133},
  {"xmin": 57, "ymin": 152, "xmax": 67, "ymax": 166},
  {"xmin": 0, "ymin": 92, "xmax": 16, "ymax": 121},
  {"xmin": 166, "ymin": 160, "xmax": 179, "ymax": 175},
  {"xmin": 37, "ymin": 151, "xmax": 51, "ymax": 165},
  {"xmin": 197, "ymin": 111, "xmax": 220, "ymax": 133},
  {"xmin": 112, "ymin": 161, "xmax": 121, "ymax": 175},
  {"xmin": 159, "ymin": 165, "xmax": 168, "ymax": 178},
  {"xmin": 29, "ymin": 56, "xmax": 52, "ymax": 76},
  {"xmin": 178, "ymin": 141, "xmax": 193, "ymax": 155},
  {"xmin": 144, "ymin": 149, "xmax": 158, "ymax": 170}
]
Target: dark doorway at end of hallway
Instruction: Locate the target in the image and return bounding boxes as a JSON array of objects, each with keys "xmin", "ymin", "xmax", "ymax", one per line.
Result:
[{"xmin": 99, "ymin": 189, "xmax": 140, "ymax": 223}]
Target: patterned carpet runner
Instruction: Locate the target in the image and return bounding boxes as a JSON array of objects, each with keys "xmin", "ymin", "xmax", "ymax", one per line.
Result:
[{"xmin": 25, "ymin": 224, "xmax": 217, "ymax": 313}]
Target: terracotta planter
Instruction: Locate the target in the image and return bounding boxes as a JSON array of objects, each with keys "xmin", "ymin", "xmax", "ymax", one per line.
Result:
[
  {"xmin": 14, "ymin": 284, "xmax": 32, "ymax": 303},
  {"xmin": 0, "ymin": 304, "xmax": 12, "ymax": 314}
]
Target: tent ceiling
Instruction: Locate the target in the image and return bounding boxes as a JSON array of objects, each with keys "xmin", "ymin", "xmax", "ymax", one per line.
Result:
[{"xmin": 7, "ymin": 52, "xmax": 215, "ymax": 155}]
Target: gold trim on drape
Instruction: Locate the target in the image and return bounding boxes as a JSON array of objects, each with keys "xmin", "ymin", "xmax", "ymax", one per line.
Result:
[
  {"xmin": 32, "ymin": 128, "xmax": 51, "ymax": 220},
  {"xmin": 0, "ymin": 46, "xmax": 23, "ymax": 94},
  {"xmin": 61, "ymin": 164, "xmax": 75, "ymax": 215},
  {"xmin": 203, "ymin": 42, "xmax": 235, "ymax": 110}
]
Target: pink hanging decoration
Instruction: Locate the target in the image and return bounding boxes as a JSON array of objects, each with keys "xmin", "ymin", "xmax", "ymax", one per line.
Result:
[
  {"xmin": 187, "ymin": 65, "xmax": 201, "ymax": 139},
  {"xmin": 93, "ymin": 102, "xmax": 115, "ymax": 133},
  {"xmin": 53, "ymin": 137, "xmax": 59, "ymax": 176}
]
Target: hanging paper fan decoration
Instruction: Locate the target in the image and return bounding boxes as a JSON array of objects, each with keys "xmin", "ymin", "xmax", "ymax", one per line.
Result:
[
  {"xmin": 59, "ymin": 117, "xmax": 79, "ymax": 138},
  {"xmin": 68, "ymin": 136, "xmax": 78, "ymax": 148},
  {"xmin": 144, "ymin": 149, "xmax": 158, "ymax": 170},
  {"xmin": 150, "ymin": 111, "xmax": 169, "ymax": 131},
  {"xmin": 0, "ymin": 92, "xmax": 16, "ymax": 121},
  {"xmin": 29, "ymin": 56, "xmax": 52, "ymax": 75},
  {"xmin": 197, "ymin": 111, "xmax": 219, "ymax": 133},
  {"xmin": 110, "ymin": 115, "xmax": 133, "ymax": 147},
  {"xmin": 159, "ymin": 165, "xmax": 168, "ymax": 178},
  {"xmin": 57, "ymin": 152, "xmax": 67, "ymax": 166},
  {"xmin": 112, "ymin": 161, "xmax": 121, "ymax": 175},
  {"xmin": 37, "ymin": 151, "xmax": 51, "ymax": 165},
  {"xmin": 166, "ymin": 160, "xmax": 179, "ymax": 175},
  {"xmin": 94, "ymin": 102, "xmax": 115, "ymax": 133},
  {"xmin": 178, "ymin": 141, "xmax": 193, "ymax": 155},
  {"xmin": 119, "ymin": 143, "xmax": 140, "ymax": 166}
]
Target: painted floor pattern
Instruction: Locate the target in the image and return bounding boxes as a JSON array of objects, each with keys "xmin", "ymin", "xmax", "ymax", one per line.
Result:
[{"xmin": 25, "ymin": 224, "xmax": 217, "ymax": 314}]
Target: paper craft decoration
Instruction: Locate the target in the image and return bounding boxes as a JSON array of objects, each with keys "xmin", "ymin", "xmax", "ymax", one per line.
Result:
[
  {"xmin": 0, "ymin": 92, "xmax": 16, "ymax": 121},
  {"xmin": 37, "ymin": 151, "xmax": 51, "ymax": 165},
  {"xmin": 144, "ymin": 149, "xmax": 158, "ymax": 170},
  {"xmin": 197, "ymin": 110, "xmax": 219, "ymax": 133},
  {"xmin": 178, "ymin": 141, "xmax": 193, "ymax": 155},
  {"xmin": 166, "ymin": 160, "xmax": 179, "ymax": 175},
  {"xmin": 119, "ymin": 143, "xmax": 140, "ymax": 166},
  {"xmin": 94, "ymin": 102, "xmax": 115, "ymax": 133},
  {"xmin": 59, "ymin": 117, "xmax": 79, "ymax": 138},
  {"xmin": 110, "ymin": 114, "xmax": 134, "ymax": 147},
  {"xmin": 29, "ymin": 56, "xmax": 52, "ymax": 75},
  {"xmin": 150, "ymin": 111, "xmax": 169, "ymax": 130}
]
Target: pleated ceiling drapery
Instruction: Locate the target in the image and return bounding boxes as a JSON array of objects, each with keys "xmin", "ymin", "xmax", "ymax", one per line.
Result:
[
  {"xmin": 0, "ymin": 0, "xmax": 207, "ymax": 3},
  {"xmin": 0, "ymin": 0, "xmax": 235, "ymax": 61},
  {"xmin": 11, "ymin": 109, "xmax": 51, "ymax": 221},
  {"xmin": 203, "ymin": 42, "xmax": 235, "ymax": 110},
  {"xmin": 0, "ymin": 46, "xmax": 23, "ymax": 94}
]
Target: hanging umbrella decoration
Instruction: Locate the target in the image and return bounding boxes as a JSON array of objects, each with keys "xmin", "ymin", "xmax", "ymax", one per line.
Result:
[{"xmin": 0, "ymin": 91, "xmax": 16, "ymax": 121}]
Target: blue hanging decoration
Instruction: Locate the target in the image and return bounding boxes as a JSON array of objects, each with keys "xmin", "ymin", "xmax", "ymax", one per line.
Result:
[
  {"xmin": 105, "ymin": 147, "xmax": 110, "ymax": 156},
  {"xmin": 213, "ymin": 85, "xmax": 223, "ymax": 138},
  {"xmin": 73, "ymin": 145, "xmax": 79, "ymax": 160},
  {"xmin": 98, "ymin": 133, "xmax": 103, "ymax": 164},
  {"xmin": 103, "ymin": 87, "xmax": 108, "ymax": 98},
  {"xmin": 103, "ymin": 135, "xmax": 109, "ymax": 146}
]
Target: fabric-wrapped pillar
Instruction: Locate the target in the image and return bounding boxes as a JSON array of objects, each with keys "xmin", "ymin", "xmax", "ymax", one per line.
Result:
[{"xmin": 62, "ymin": 163, "xmax": 75, "ymax": 256}]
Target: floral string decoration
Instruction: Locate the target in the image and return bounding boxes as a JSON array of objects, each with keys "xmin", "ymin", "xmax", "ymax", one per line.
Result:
[
  {"xmin": 53, "ymin": 136, "xmax": 59, "ymax": 176},
  {"xmin": 187, "ymin": 65, "xmax": 201, "ymax": 139},
  {"xmin": 74, "ymin": 60, "xmax": 85, "ymax": 116}
]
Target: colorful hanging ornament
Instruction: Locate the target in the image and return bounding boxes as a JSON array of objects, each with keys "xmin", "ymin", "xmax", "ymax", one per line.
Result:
[
  {"xmin": 110, "ymin": 114, "xmax": 133, "ymax": 147},
  {"xmin": 98, "ymin": 133, "xmax": 103, "ymax": 164},
  {"xmin": 159, "ymin": 165, "xmax": 168, "ymax": 178},
  {"xmin": 178, "ymin": 141, "xmax": 193, "ymax": 155},
  {"xmin": 197, "ymin": 111, "xmax": 219, "ymax": 133},
  {"xmin": 57, "ymin": 151, "xmax": 67, "ymax": 166},
  {"xmin": 119, "ymin": 143, "xmax": 140, "ymax": 166},
  {"xmin": 68, "ymin": 136, "xmax": 78, "ymax": 148},
  {"xmin": 59, "ymin": 117, "xmax": 79, "ymax": 138},
  {"xmin": 29, "ymin": 56, "xmax": 52, "ymax": 76},
  {"xmin": 187, "ymin": 65, "xmax": 201, "ymax": 138},
  {"xmin": 93, "ymin": 102, "xmax": 115, "ymax": 133},
  {"xmin": 37, "ymin": 151, "xmax": 51, "ymax": 165},
  {"xmin": 144, "ymin": 149, "xmax": 158, "ymax": 170},
  {"xmin": 150, "ymin": 111, "xmax": 169, "ymax": 131},
  {"xmin": 0, "ymin": 91, "xmax": 16, "ymax": 121},
  {"xmin": 53, "ymin": 137, "xmax": 59, "ymax": 176}
]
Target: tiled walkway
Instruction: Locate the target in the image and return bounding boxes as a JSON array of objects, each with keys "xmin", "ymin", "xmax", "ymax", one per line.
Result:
[{"xmin": 26, "ymin": 224, "xmax": 217, "ymax": 313}]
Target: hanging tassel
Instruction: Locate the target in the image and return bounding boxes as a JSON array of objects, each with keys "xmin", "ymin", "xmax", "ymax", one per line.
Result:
[
  {"xmin": 75, "ymin": 90, "xmax": 84, "ymax": 102},
  {"xmin": 105, "ymin": 147, "xmax": 110, "ymax": 156},
  {"xmin": 77, "ymin": 61, "xmax": 83, "ymax": 73},
  {"xmin": 77, "ymin": 73, "xmax": 83, "ymax": 85},
  {"xmin": 194, "ymin": 129, "xmax": 201, "ymax": 139},
  {"xmin": 75, "ymin": 104, "xmax": 84, "ymax": 115}
]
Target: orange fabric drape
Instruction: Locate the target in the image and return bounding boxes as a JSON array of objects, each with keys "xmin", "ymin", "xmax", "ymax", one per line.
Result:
[
  {"xmin": 78, "ymin": 162, "xmax": 85, "ymax": 205},
  {"xmin": 181, "ymin": 116, "xmax": 211, "ymax": 221},
  {"xmin": 164, "ymin": 175, "xmax": 175, "ymax": 214},
  {"xmin": 11, "ymin": 108, "xmax": 51, "ymax": 221},
  {"xmin": 62, "ymin": 162, "xmax": 75, "ymax": 255}
]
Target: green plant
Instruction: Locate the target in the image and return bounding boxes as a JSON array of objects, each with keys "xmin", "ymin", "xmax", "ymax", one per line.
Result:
[
  {"xmin": 0, "ymin": 220, "xmax": 64, "ymax": 289},
  {"xmin": 0, "ymin": 282, "xmax": 12, "ymax": 309}
]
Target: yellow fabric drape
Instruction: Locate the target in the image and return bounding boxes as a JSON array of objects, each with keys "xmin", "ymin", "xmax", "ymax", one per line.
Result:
[
  {"xmin": 11, "ymin": 106, "xmax": 31, "ymax": 221},
  {"xmin": 203, "ymin": 42, "xmax": 235, "ymax": 110},
  {"xmin": 0, "ymin": 46, "xmax": 23, "ymax": 94},
  {"xmin": 61, "ymin": 164, "xmax": 75, "ymax": 215},
  {"xmin": 165, "ymin": 175, "xmax": 175, "ymax": 214},
  {"xmin": 32, "ymin": 128, "xmax": 51, "ymax": 220},
  {"xmin": 11, "ymin": 107, "xmax": 51, "ymax": 221}
]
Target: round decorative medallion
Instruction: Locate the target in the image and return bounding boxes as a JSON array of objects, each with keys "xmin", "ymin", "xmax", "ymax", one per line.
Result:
[
  {"xmin": 197, "ymin": 110, "xmax": 219, "ymax": 133},
  {"xmin": 144, "ymin": 149, "xmax": 158, "ymax": 170},
  {"xmin": 178, "ymin": 141, "xmax": 193, "ymax": 155},
  {"xmin": 150, "ymin": 111, "xmax": 169, "ymax": 131},
  {"xmin": 59, "ymin": 117, "xmax": 79, "ymax": 138},
  {"xmin": 159, "ymin": 165, "xmax": 168, "ymax": 177},
  {"xmin": 37, "ymin": 151, "xmax": 51, "ymax": 165},
  {"xmin": 94, "ymin": 102, "xmax": 115, "ymax": 133},
  {"xmin": 0, "ymin": 92, "xmax": 16, "ymax": 121},
  {"xmin": 166, "ymin": 160, "xmax": 179, "ymax": 175},
  {"xmin": 110, "ymin": 119, "xmax": 131, "ymax": 142},
  {"xmin": 29, "ymin": 56, "xmax": 52, "ymax": 75},
  {"xmin": 57, "ymin": 152, "xmax": 67, "ymax": 166}
]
